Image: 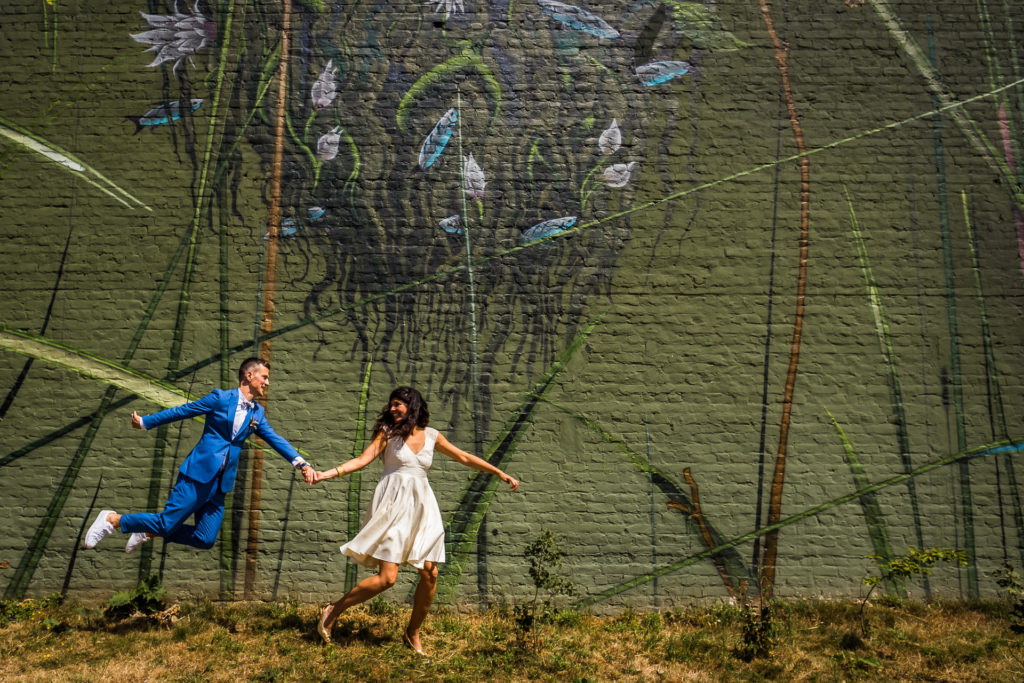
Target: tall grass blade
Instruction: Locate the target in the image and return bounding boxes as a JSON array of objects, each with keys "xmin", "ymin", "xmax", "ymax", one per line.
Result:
[
  {"xmin": 866, "ymin": 0, "xmax": 1024, "ymax": 211},
  {"xmin": 544, "ymin": 399, "xmax": 754, "ymax": 600},
  {"xmin": 574, "ymin": 439, "xmax": 1024, "ymax": 608},
  {"xmin": 0, "ymin": 327, "xmax": 191, "ymax": 407},
  {"xmin": 455, "ymin": 88, "xmax": 487, "ymax": 600},
  {"xmin": 0, "ymin": 116, "xmax": 150, "ymax": 211},
  {"xmin": 845, "ymin": 186, "xmax": 928, "ymax": 578},
  {"xmin": 435, "ymin": 317, "xmax": 602, "ymax": 603},
  {"xmin": 825, "ymin": 408, "xmax": 900, "ymax": 595},
  {"xmin": 60, "ymin": 474, "xmax": 102, "ymax": 598},
  {"xmin": 960, "ymin": 190, "xmax": 1024, "ymax": 567},
  {"xmin": 345, "ymin": 360, "xmax": 373, "ymax": 592},
  {"xmin": 246, "ymin": 0, "xmax": 291, "ymax": 599},
  {"xmin": 757, "ymin": 0, "xmax": 813, "ymax": 599},
  {"xmin": 928, "ymin": 20, "xmax": 977, "ymax": 597}
]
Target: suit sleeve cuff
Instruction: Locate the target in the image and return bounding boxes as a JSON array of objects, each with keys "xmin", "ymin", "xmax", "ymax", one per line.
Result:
[{"xmin": 292, "ymin": 458, "xmax": 311, "ymax": 469}]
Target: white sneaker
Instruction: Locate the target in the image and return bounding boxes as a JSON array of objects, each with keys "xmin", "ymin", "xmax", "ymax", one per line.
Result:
[
  {"xmin": 84, "ymin": 509, "xmax": 116, "ymax": 548},
  {"xmin": 125, "ymin": 532, "xmax": 152, "ymax": 554}
]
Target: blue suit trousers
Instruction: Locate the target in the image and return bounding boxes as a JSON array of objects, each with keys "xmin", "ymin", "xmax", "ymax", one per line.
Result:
[{"xmin": 120, "ymin": 472, "xmax": 226, "ymax": 549}]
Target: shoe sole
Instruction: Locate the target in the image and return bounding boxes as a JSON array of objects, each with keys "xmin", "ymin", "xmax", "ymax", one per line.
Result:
[
  {"xmin": 84, "ymin": 509, "xmax": 116, "ymax": 549},
  {"xmin": 125, "ymin": 534, "xmax": 150, "ymax": 554}
]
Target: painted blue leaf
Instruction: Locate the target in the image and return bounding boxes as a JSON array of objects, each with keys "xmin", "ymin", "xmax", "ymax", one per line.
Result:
[
  {"xmin": 280, "ymin": 218, "xmax": 299, "ymax": 237},
  {"xmin": 537, "ymin": 0, "xmax": 620, "ymax": 40},
  {"xmin": 126, "ymin": 99, "xmax": 202, "ymax": 134},
  {"xmin": 307, "ymin": 206, "xmax": 326, "ymax": 221},
  {"xmin": 439, "ymin": 215, "xmax": 464, "ymax": 235},
  {"xmin": 419, "ymin": 108, "xmax": 458, "ymax": 169},
  {"xmin": 264, "ymin": 217, "xmax": 299, "ymax": 240},
  {"xmin": 520, "ymin": 216, "xmax": 577, "ymax": 243},
  {"xmin": 635, "ymin": 60, "xmax": 692, "ymax": 86}
]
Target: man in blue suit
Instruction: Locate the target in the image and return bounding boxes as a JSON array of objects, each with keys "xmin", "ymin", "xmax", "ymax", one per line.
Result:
[{"xmin": 85, "ymin": 357, "xmax": 316, "ymax": 553}]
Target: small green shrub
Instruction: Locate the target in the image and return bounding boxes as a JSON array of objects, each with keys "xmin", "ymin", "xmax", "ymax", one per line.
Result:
[
  {"xmin": 366, "ymin": 595, "xmax": 396, "ymax": 616},
  {"xmin": 104, "ymin": 573, "xmax": 167, "ymax": 619},
  {"xmin": 992, "ymin": 563, "xmax": 1024, "ymax": 633},
  {"xmin": 514, "ymin": 530, "xmax": 576, "ymax": 650},
  {"xmin": 861, "ymin": 548, "xmax": 966, "ymax": 626},
  {"xmin": 737, "ymin": 602, "xmax": 777, "ymax": 661}
]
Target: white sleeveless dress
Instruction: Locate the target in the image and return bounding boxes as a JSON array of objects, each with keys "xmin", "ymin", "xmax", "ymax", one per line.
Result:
[{"xmin": 340, "ymin": 427, "xmax": 446, "ymax": 569}]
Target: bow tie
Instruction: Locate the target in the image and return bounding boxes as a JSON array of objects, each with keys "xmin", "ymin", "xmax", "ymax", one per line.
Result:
[{"xmin": 240, "ymin": 400, "xmax": 255, "ymax": 412}]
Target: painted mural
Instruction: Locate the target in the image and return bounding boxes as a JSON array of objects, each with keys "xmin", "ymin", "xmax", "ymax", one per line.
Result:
[{"xmin": 1, "ymin": 0, "xmax": 1024, "ymax": 611}]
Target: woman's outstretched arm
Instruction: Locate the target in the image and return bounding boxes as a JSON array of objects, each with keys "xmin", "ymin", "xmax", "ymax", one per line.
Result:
[
  {"xmin": 435, "ymin": 433, "xmax": 520, "ymax": 491},
  {"xmin": 315, "ymin": 433, "xmax": 386, "ymax": 483}
]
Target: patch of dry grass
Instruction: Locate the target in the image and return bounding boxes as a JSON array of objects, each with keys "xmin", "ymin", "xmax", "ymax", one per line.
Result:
[{"xmin": 0, "ymin": 596, "xmax": 1022, "ymax": 681}]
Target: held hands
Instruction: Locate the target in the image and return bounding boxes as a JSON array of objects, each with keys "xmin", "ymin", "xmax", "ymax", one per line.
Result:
[
  {"xmin": 311, "ymin": 468, "xmax": 337, "ymax": 484},
  {"xmin": 309, "ymin": 466, "xmax": 347, "ymax": 484},
  {"xmin": 301, "ymin": 465, "xmax": 316, "ymax": 485}
]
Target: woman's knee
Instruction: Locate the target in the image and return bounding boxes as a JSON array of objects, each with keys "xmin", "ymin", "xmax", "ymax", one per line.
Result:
[
  {"xmin": 378, "ymin": 564, "xmax": 399, "ymax": 588},
  {"xmin": 418, "ymin": 563, "xmax": 438, "ymax": 584}
]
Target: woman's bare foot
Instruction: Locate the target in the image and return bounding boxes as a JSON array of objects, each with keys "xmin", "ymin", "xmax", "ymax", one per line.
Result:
[
  {"xmin": 402, "ymin": 629, "xmax": 425, "ymax": 655},
  {"xmin": 317, "ymin": 605, "xmax": 332, "ymax": 644}
]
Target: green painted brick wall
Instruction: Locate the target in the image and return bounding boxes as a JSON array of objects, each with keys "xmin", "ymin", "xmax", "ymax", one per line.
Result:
[{"xmin": 1, "ymin": 0, "xmax": 1024, "ymax": 612}]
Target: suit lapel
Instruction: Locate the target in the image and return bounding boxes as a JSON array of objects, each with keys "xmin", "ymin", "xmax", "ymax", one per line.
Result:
[{"xmin": 227, "ymin": 387, "xmax": 240, "ymax": 428}]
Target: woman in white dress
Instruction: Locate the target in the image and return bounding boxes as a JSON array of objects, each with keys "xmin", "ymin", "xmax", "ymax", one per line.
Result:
[{"xmin": 313, "ymin": 386, "xmax": 519, "ymax": 653}]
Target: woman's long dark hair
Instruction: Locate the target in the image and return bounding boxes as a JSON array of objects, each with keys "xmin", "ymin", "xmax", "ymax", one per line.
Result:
[{"xmin": 372, "ymin": 386, "xmax": 430, "ymax": 446}]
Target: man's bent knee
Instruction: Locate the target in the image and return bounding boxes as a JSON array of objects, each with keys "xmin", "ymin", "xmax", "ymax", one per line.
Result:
[{"xmin": 193, "ymin": 536, "xmax": 217, "ymax": 550}]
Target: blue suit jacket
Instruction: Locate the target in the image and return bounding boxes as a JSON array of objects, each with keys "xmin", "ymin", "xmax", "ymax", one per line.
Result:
[{"xmin": 141, "ymin": 388, "xmax": 303, "ymax": 493}]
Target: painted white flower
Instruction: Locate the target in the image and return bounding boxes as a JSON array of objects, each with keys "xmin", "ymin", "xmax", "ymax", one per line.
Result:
[
  {"xmin": 598, "ymin": 118, "xmax": 621, "ymax": 155},
  {"xmin": 463, "ymin": 153, "xmax": 486, "ymax": 200},
  {"xmin": 602, "ymin": 161, "xmax": 636, "ymax": 188},
  {"xmin": 317, "ymin": 126, "xmax": 341, "ymax": 162},
  {"xmin": 311, "ymin": 60, "xmax": 338, "ymax": 110},
  {"xmin": 429, "ymin": 0, "xmax": 465, "ymax": 20},
  {"xmin": 130, "ymin": 1, "xmax": 217, "ymax": 74}
]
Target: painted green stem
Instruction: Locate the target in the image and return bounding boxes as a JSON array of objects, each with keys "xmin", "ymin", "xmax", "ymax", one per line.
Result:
[
  {"xmin": 826, "ymin": 408, "xmax": 900, "ymax": 596},
  {"xmin": 0, "ymin": 116, "xmax": 150, "ymax": 211},
  {"xmin": 961, "ymin": 189, "xmax": 1024, "ymax": 568},
  {"xmin": 844, "ymin": 185, "xmax": 928, "ymax": 586},
  {"xmin": 10, "ymin": 79, "xmax": 1024, "ymax": 477},
  {"xmin": 928, "ymin": 20, "xmax": 977, "ymax": 598},
  {"xmin": 345, "ymin": 360, "xmax": 373, "ymax": 592},
  {"xmin": 456, "ymin": 90, "xmax": 483, "ymax": 456},
  {"xmin": 543, "ymin": 398, "xmax": 754, "ymax": 599},
  {"xmin": 867, "ymin": 0, "xmax": 1024, "ymax": 211},
  {"xmin": 574, "ymin": 439, "xmax": 1024, "ymax": 609},
  {"xmin": 435, "ymin": 317, "xmax": 603, "ymax": 603}
]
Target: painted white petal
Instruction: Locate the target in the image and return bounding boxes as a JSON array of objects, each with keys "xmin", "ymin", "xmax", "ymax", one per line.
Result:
[{"xmin": 598, "ymin": 118, "xmax": 621, "ymax": 155}]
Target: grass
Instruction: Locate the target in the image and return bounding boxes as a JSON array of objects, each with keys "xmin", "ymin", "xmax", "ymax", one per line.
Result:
[{"xmin": 0, "ymin": 596, "xmax": 1022, "ymax": 681}]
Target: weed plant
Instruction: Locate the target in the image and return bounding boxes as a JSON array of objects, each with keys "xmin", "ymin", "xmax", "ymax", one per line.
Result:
[
  {"xmin": 513, "ymin": 530, "xmax": 576, "ymax": 651},
  {"xmin": 0, "ymin": 595, "xmax": 1022, "ymax": 681}
]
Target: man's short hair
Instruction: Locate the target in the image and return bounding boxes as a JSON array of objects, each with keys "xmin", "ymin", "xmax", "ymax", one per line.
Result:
[{"xmin": 238, "ymin": 357, "xmax": 269, "ymax": 384}]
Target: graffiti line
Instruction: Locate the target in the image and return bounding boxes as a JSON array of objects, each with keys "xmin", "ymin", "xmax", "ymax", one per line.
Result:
[
  {"xmin": 574, "ymin": 439, "xmax": 1024, "ymax": 608},
  {"xmin": 0, "ymin": 116, "xmax": 151, "ymax": 211},
  {"xmin": 205, "ymin": 74, "xmax": 1024, "ymax": 356},
  {"xmin": 4, "ymin": 77, "xmax": 1024, "ymax": 455}
]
